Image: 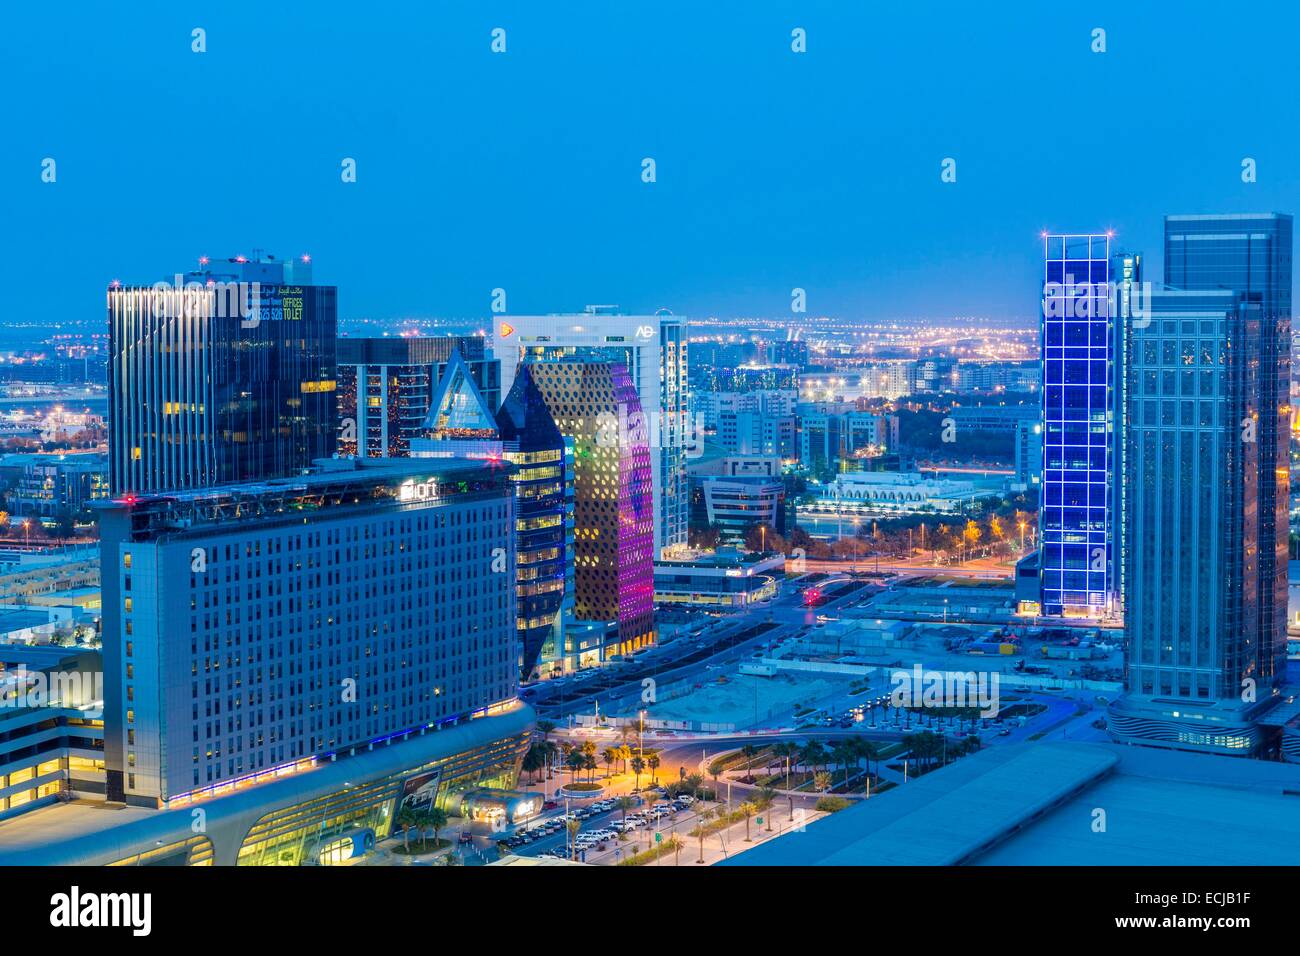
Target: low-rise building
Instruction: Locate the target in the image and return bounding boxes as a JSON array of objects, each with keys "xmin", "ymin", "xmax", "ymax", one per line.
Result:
[{"xmin": 653, "ymin": 548, "xmax": 783, "ymax": 609}]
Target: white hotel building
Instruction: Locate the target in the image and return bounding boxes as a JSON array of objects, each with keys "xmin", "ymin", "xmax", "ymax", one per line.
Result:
[{"xmin": 495, "ymin": 307, "xmax": 689, "ymax": 556}]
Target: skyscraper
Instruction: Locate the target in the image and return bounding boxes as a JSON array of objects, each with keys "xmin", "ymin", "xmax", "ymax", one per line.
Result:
[
  {"xmin": 1038, "ymin": 234, "xmax": 1117, "ymax": 618},
  {"xmin": 494, "ymin": 366, "xmax": 570, "ymax": 679},
  {"xmin": 107, "ymin": 255, "xmax": 337, "ymax": 495},
  {"xmin": 525, "ymin": 361, "xmax": 656, "ymax": 657},
  {"xmin": 335, "ymin": 335, "xmax": 500, "ymax": 458},
  {"xmin": 495, "ymin": 308, "xmax": 688, "ymax": 557},
  {"xmin": 1163, "ymin": 213, "xmax": 1291, "ymax": 679},
  {"xmin": 1109, "ymin": 212, "xmax": 1292, "ymax": 755}
]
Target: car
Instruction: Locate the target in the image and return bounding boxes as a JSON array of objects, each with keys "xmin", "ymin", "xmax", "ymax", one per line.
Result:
[{"xmin": 676, "ymin": 795, "xmax": 695, "ymax": 807}]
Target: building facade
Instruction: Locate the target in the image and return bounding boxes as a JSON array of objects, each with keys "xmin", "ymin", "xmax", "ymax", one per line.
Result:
[
  {"xmin": 496, "ymin": 308, "xmax": 688, "ymax": 556},
  {"xmin": 336, "ymin": 335, "xmax": 499, "ymax": 458},
  {"xmin": 1038, "ymin": 234, "xmax": 1116, "ymax": 618},
  {"xmin": 97, "ymin": 456, "xmax": 518, "ymax": 806},
  {"xmin": 525, "ymin": 361, "xmax": 656, "ymax": 657},
  {"xmin": 1109, "ymin": 213, "xmax": 1293, "ymax": 755},
  {"xmin": 107, "ymin": 255, "xmax": 336, "ymax": 495}
]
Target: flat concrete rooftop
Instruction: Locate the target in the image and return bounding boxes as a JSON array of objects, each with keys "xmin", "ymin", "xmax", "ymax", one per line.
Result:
[{"xmin": 723, "ymin": 741, "xmax": 1300, "ymax": 866}]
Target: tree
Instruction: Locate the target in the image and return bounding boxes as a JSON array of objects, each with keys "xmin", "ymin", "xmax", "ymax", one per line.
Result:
[
  {"xmin": 566, "ymin": 748, "xmax": 585, "ymax": 783},
  {"xmin": 832, "ymin": 741, "xmax": 857, "ymax": 789},
  {"xmin": 521, "ymin": 743, "xmax": 546, "ymax": 783},
  {"xmin": 739, "ymin": 800, "xmax": 758, "ymax": 842},
  {"xmin": 799, "ymin": 740, "xmax": 827, "ymax": 773},
  {"xmin": 427, "ymin": 807, "xmax": 448, "ymax": 848},
  {"xmin": 689, "ymin": 523, "xmax": 724, "ymax": 550},
  {"xmin": 647, "ymin": 753, "xmax": 661, "ymax": 785},
  {"xmin": 813, "ymin": 771, "xmax": 833, "ymax": 793},
  {"xmin": 962, "ymin": 519, "xmax": 981, "ymax": 561},
  {"xmin": 696, "ymin": 807, "xmax": 715, "ymax": 863},
  {"xmin": 854, "ymin": 738, "xmax": 881, "ymax": 783},
  {"xmin": 772, "ymin": 742, "xmax": 797, "ymax": 789},
  {"xmin": 580, "ymin": 739, "xmax": 598, "ymax": 775},
  {"xmin": 566, "ymin": 819, "xmax": 582, "ymax": 860},
  {"xmin": 602, "ymin": 747, "xmax": 617, "ymax": 779},
  {"xmin": 757, "ymin": 787, "xmax": 778, "ymax": 831},
  {"xmin": 395, "ymin": 806, "xmax": 418, "ymax": 852},
  {"xmin": 708, "ymin": 758, "xmax": 725, "ymax": 794},
  {"xmin": 630, "ymin": 755, "xmax": 646, "ymax": 790}
]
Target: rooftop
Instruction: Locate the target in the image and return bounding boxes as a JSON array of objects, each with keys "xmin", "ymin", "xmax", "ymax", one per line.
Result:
[{"xmin": 722, "ymin": 741, "xmax": 1300, "ymax": 866}]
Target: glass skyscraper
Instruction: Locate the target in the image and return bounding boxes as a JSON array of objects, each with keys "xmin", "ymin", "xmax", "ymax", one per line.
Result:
[
  {"xmin": 107, "ymin": 255, "xmax": 337, "ymax": 495},
  {"xmin": 1164, "ymin": 213, "xmax": 1292, "ymax": 681},
  {"xmin": 1109, "ymin": 213, "xmax": 1292, "ymax": 756},
  {"xmin": 1038, "ymin": 234, "xmax": 1116, "ymax": 617}
]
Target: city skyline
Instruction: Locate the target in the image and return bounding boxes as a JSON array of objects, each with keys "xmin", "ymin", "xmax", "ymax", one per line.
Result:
[{"xmin": 1, "ymin": 3, "xmax": 1295, "ymax": 927}]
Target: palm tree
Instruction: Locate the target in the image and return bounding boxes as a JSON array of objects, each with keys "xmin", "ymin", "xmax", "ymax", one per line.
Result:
[
  {"xmin": 832, "ymin": 741, "xmax": 857, "ymax": 790},
  {"xmin": 739, "ymin": 800, "xmax": 758, "ymax": 842},
  {"xmin": 617, "ymin": 795, "xmax": 635, "ymax": 828},
  {"xmin": 757, "ymin": 787, "xmax": 778, "ymax": 831},
  {"xmin": 647, "ymin": 754, "xmax": 661, "ymax": 785},
  {"xmin": 630, "ymin": 755, "xmax": 646, "ymax": 790},
  {"xmin": 602, "ymin": 747, "xmax": 617, "ymax": 779},
  {"xmin": 427, "ymin": 807, "xmax": 448, "ymax": 848},
  {"xmin": 580, "ymin": 740, "xmax": 598, "ymax": 777},
  {"xmin": 565, "ymin": 819, "xmax": 582, "ymax": 860},
  {"xmin": 536, "ymin": 719, "xmax": 557, "ymax": 742},
  {"xmin": 772, "ymin": 742, "xmax": 796, "ymax": 789},
  {"xmin": 543, "ymin": 741, "xmax": 560, "ymax": 779},
  {"xmin": 854, "ymin": 738, "xmax": 880, "ymax": 786},
  {"xmin": 741, "ymin": 744, "xmax": 758, "ymax": 775},
  {"xmin": 566, "ymin": 749, "xmax": 585, "ymax": 783},
  {"xmin": 682, "ymin": 772, "xmax": 705, "ymax": 801},
  {"xmin": 800, "ymin": 740, "xmax": 827, "ymax": 774},
  {"xmin": 707, "ymin": 758, "xmax": 725, "ymax": 795},
  {"xmin": 616, "ymin": 744, "xmax": 632, "ymax": 774},
  {"xmin": 696, "ymin": 807, "xmax": 714, "ymax": 863},
  {"xmin": 395, "ymin": 806, "xmax": 418, "ymax": 852},
  {"xmin": 644, "ymin": 793, "xmax": 659, "ymax": 847},
  {"xmin": 413, "ymin": 808, "xmax": 432, "ymax": 850},
  {"xmin": 813, "ymin": 771, "xmax": 833, "ymax": 793},
  {"xmin": 521, "ymin": 743, "xmax": 546, "ymax": 783}
]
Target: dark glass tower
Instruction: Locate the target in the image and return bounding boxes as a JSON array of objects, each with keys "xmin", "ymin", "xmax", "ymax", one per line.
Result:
[
  {"xmin": 1109, "ymin": 213, "xmax": 1292, "ymax": 756},
  {"xmin": 496, "ymin": 365, "xmax": 568, "ymax": 680},
  {"xmin": 107, "ymin": 256, "xmax": 337, "ymax": 494},
  {"xmin": 1163, "ymin": 213, "xmax": 1291, "ymax": 687}
]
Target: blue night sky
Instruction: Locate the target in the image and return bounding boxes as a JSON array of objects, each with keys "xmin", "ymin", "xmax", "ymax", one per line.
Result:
[{"xmin": 4, "ymin": 0, "xmax": 1299, "ymax": 326}]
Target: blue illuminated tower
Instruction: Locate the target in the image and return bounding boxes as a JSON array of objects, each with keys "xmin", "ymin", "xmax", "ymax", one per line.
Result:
[{"xmin": 1038, "ymin": 234, "xmax": 1116, "ymax": 618}]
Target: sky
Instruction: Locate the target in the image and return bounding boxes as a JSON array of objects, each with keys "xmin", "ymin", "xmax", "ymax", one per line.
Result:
[{"xmin": 4, "ymin": 0, "xmax": 1299, "ymax": 327}]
